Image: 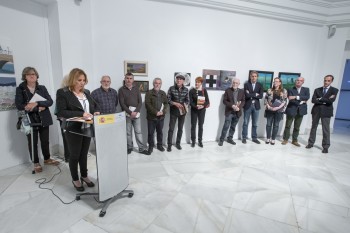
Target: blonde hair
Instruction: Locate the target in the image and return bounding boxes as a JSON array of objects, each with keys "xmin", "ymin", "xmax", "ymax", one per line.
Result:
[{"xmin": 67, "ymin": 68, "xmax": 88, "ymax": 91}]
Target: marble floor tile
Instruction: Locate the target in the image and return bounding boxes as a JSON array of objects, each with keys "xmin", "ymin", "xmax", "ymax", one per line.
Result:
[{"xmin": 1, "ymin": 130, "xmax": 350, "ymax": 233}]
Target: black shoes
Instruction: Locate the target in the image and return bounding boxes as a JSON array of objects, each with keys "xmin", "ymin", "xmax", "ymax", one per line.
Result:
[
  {"xmin": 198, "ymin": 141, "xmax": 203, "ymax": 148},
  {"xmin": 81, "ymin": 177, "xmax": 95, "ymax": 187},
  {"xmin": 157, "ymin": 145, "xmax": 165, "ymax": 152},
  {"xmin": 227, "ymin": 139, "xmax": 236, "ymax": 145},
  {"xmin": 218, "ymin": 141, "xmax": 223, "ymax": 146},
  {"xmin": 306, "ymin": 144, "xmax": 313, "ymax": 149},
  {"xmin": 252, "ymin": 139, "xmax": 261, "ymax": 144},
  {"xmin": 242, "ymin": 139, "xmax": 247, "ymax": 144},
  {"xmin": 148, "ymin": 147, "xmax": 153, "ymax": 155},
  {"xmin": 322, "ymin": 148, "xmax": 328, "ymax": 153},
  {"xmin": 72, "ymin": 181, "xmax": 85, "ymax": 192},
  {"xmin": 139, "ymin": 149, "xmax": 150, "ymax": 155},
  {"xmin": 127, "ymin": 148, "xmax": 133, "ymax": 154},
  {"xmin": 175, "ymin": 144, "xmax": 182, "ymax": 150},
  {"xmin": 167, "ymin": 146, "xmax": 172, "ymax": 152},
  {"xmin": 191, "ymin": 142, "xmax": 195, "ymax": 147}
]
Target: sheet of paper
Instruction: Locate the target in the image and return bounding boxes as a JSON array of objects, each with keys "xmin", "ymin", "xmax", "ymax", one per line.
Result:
[{"xmin": 29, "ymin": 93, "xmax": 47, "ymax": 103}]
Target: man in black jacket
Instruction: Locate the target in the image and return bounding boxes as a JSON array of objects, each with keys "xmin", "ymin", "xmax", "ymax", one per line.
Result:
[
  {"xmin": 306, "ymin": 75, "xmax": 339, "ymax": 153},
  {"xmin": 241, "ymin": 71, "xmax": 264, "ymax": 144},
  {"xmin": 282, "ymin": 77, "xmax": 310, "ymax": 147}
]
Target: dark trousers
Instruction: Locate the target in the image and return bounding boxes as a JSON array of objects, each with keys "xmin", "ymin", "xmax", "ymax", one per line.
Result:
[
  {"xmin": 191, "ymin": 108, "xmax": 206, "ymax": 142},
  {"xmin": 60, "ymin": 128, "xmax": 70, "ymax": 159},
  {"xmin": 308, "ymin": 112, "xmax": 331, "ymax": 149},
  {"xmin": 266, "ymin": 112, "xmax": 283, "ymax": 140},
  {"xmin": 147, "ymin": 118, "xmax": 165, "ymax": 147},
  {"xmin": 65, "ymin": 132, "xmax": 91, "ymax": 181},
  {"xmin": 167, "ymin": 114, "xmax": 185, "ymax": 146},
  {"xmin": 283, "ymin": 114, "xmax": 303, "ymax": 142},
  {"xmin": 220, "ymin": 113, "xmax": 239, "ymax": 141},
  {"xmin": 26, "ymin": 126, "xmax": 50, "ymax": 163}
]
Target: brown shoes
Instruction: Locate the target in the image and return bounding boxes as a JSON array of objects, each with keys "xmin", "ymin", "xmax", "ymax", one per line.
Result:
[
  {"xmin": 281, "ymin": 140, "xmax": 288, "ymax": 145},
  {"xmin": 292, "ymin": 141, "xmax": 301, "ymax": 147}
]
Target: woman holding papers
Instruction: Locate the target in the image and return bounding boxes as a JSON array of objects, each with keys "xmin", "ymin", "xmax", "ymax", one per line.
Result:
[
  {"xmin": 15, "ymin": 67, "xmax": 59, "ymax": 173},
  {"xmin": 264, "ymin": 77, "xmax": 288, "ymax": 145},
  {"xmin": 189, "ymin": 76, "xmax": 210, "ymax": 148},
  {"xmin": 56, "ymin": 68, "xmax": 99, "ymax": 192}
]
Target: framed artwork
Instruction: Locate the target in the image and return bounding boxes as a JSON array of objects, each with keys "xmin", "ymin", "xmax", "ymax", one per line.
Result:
[
  {"xmin": 174, "ymin": 72, "xmax": 191, "ymax": 86},
  {"xmin": 124, "ymin": 61, "xmax": 148, "ymax": 76},
  {"xmin": 249, "ymin": 70, "xmax": 274, "ymax": 92},
  {"xmin": 278, "ymin": 72, "xmax": 301, "ymax": 90},
  {"xmin": 202, "ymin": 69, "xmax": 236, "ymax": 90},
  {"xmin": 134, "ymin": 80, "xmax": 149, "ymax": 93}
]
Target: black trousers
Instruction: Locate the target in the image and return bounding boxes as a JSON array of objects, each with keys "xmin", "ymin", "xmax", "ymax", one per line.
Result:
[
  {"xmin": 65, "ymin": 131, "xmax": 91, "ymax": 181},
  {"xmin": 147, "ymin": 118, "xmax": 165, "ymax": 147},
  {"xmin": 308, "ymin": 112, "xmax": 331, "ymax": 149},
  {"xmin": 167, "ymin": 114, "xmax": 185, "ymax": 146},
  {"xmin": 191, "ymin": 108, "xmax": 206, "ymax": 142},
  {"xmin": 26, "ymin": 126, "xmax": 51, "ymax": 163},
  {"xmin": 59, "ymin": 120, "xmax": 70, "ymax": 160}
]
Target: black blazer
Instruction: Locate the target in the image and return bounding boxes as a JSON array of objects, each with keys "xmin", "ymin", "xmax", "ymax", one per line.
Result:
[
  {"xmin": 243, "ymin": 81, "xmax": 264, "ymax": 110},
  {"xmin": 311, "ymin": 86, "xmax": 339, "ymax": 118},
  {"xmin": 285, "ymin": 86, "xmax": 310, "ymax": 117},
  {"xmin": 56, "ymin": 87, "xmax": 98, "ymax": 133},
  {"xmin": 15, "ymin": 82, "xmax": 53, "ymax": 127},
  {"xmin": 189, "ymin": 88, "xmax": 210, "ymax": 110},
  {"xmin": 223, "ymin": 88, "xmax": 245, "ymax": 117}
]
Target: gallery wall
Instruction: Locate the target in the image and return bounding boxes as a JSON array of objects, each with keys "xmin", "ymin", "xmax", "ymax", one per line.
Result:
[{"xmin": 0, "ymin": 0, "xmax": 349, "ymax": 170}]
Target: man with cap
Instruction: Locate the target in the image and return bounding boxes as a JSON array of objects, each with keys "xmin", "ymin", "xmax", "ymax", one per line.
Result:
[{"xmin": 166, "ymin": 75, "xmax": 189, "ymax": 152}]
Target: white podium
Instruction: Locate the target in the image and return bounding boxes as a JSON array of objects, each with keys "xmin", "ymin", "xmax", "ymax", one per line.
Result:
[{"xmin": 75, "ymin": 112, "xmax": 133, "ymax": 217}]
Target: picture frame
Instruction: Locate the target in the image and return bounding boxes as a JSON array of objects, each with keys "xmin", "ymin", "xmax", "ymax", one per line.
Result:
[
  {"xmin": 134, "ymin": 80, "xmax": 149, "ymax": 93},
  {"xmin": 249, "ymin": 70, "xmax": 274, "ymax": 92},
  {"xmin": 202, "ymin": 69, "xmax": 236, "ymax": 90},
  {"xmin": 124, "ymin": 61, "xmax": 148, "ymax": 76},
  {"xmin": 174, "ymin": 72, "xmax": 191, "ymax": 86},
  {"xmin": 278, "ymin": 72, "xmax": 301, "ymax": 90}
]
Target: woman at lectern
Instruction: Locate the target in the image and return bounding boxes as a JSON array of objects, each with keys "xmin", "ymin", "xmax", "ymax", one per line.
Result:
[
  {"xmin": 15, "ymin": 66, "xmax": 60, "ymax": 173},
  {"xmin": 56, "ymin": 68, "xmax": 100, "ymax": 192}
]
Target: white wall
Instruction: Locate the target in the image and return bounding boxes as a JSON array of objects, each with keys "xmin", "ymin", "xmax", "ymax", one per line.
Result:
[
  {"xmin": 1, "ymin": 0, "xmax": 349, "ymax": 170},
  {"xmin": 0, "ymin": 0, "xmax": 56, "ymax": 170}
]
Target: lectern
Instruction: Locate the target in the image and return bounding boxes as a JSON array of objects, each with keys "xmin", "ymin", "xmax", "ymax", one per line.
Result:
[{"xmin": 71, "ymin": 112, "xmax": 133, "ymax": 217}]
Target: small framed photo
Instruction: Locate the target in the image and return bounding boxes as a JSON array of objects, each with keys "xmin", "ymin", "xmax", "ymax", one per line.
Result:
[
  {"xmin": 278, "ymin": 72, "xmax": 301, "ymax": 90},
  {"xmin": 124, "ymin": 61, "xmax": 148, "ymax": 76},
  {"xmin": 134, "ymin": 80, "xmax": 149, "ymax": 93},
  {"xmin": 249, "ymin": 70, "xmax": 274, "ymax": 92}
]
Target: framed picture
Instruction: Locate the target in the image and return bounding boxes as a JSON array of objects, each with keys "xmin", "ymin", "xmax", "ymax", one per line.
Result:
[
  {"xmin": 249, "ymin": 70, "xmax": 274, "ymax": 92},
  {"xmin": 124, "ymin": 61, "xmax": 148, "ymax": 76},
  {"xmin": 134, "ymin": 80, "xmax": 149, "ymax": 93},
  {"xmin": 174, "ymin": 72, "xmax": 191, "ymax": 86},
  {"xmin": 278, "ymin": 72, "xmax": 301, "ymax": 90},
  {"xmin": 202, "ymin": 69, "xmax": 236, "ymax": 90}
]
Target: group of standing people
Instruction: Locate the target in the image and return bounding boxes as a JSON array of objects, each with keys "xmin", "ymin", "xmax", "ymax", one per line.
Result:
[
  {"xmin": 15, "ymin": 67, "xmax": 338, "ymax": 192},
  {"xmin": 217, "ymin": 71, "xmax": 339, "ymax": 156}
]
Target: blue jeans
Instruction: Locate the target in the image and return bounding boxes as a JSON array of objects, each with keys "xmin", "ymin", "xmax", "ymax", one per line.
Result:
[
  {"xmin": 220, "ymin": 113, "xmax": 240, "ymax": 141},
  {"xmin": 126, "ymin": 117, "xmax": 146, "ymax": 151},
  {"xmin": 242, "ymin": 105, "xmax": 259, "ymax": 140},
  {"xmin": 265, "ymin": 111, "xmax": 283, "ymax": 140}
]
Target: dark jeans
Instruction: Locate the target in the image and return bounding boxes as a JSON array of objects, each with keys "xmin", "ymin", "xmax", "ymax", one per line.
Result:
[
  {"xmin": 26, "ymin": 126, "xmax": 50, "ymax": 163},
  {"xmin": 220, "ymin": 113, "xmax": 239, "ymax": 142},
  {"xmin": 65, "ymin": 132, "xmax": 91, "ymax": 181},
  {"xmin": 191, "ymin": 108, "xmax": 206, "ymax": 142},
  {"xmin": 308, "ymin": 112, "xmax": 331, "ymax": 149},
  {"xmin": 265, "ymin": 111, "xmax": 283, "ymax": 140},
  {"xmin": 283, "ymin": 114, "xmax": 303, "ymax": 142},
  {"xmin": 167, "ymin": 114, "xmax": 185, "ymax": 146},
  {"xmin": 147, "ymin": 118, "xmax": 165, "ymax": 147},
  {"xmin": 242, "ymin": 105, "xmax": 259, "ymax": 140}
]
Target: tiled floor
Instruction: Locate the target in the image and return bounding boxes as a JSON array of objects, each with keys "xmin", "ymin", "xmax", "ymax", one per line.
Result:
[{"xmin": 1, "ymin": 128, "xmax": 350, "ymax": 233}]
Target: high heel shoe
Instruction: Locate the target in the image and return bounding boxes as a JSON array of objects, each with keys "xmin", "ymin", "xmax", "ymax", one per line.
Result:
[
  {"xmin": 81, "ymin": 177, "xmax": 95, "ymax": 187},
  {"xmin": 72, "ymin": 180, "xmax": 84, "ymax": 192}
]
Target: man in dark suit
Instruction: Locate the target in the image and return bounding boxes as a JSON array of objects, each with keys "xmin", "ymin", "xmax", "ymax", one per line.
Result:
[
  {"xmin": 282, "ymin": 77, "xmax": 310, "ymax": 146},
  {"xmin": 306, "ymin": 75, "xmax": 339, "ymax": 153},
  {"xmin": 218, "ymin": 78, "xmax": 245, "ymax": 146},
  {"xmin": 242, "ymin": 71, "xmax": 264, "ymax": 144}
]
